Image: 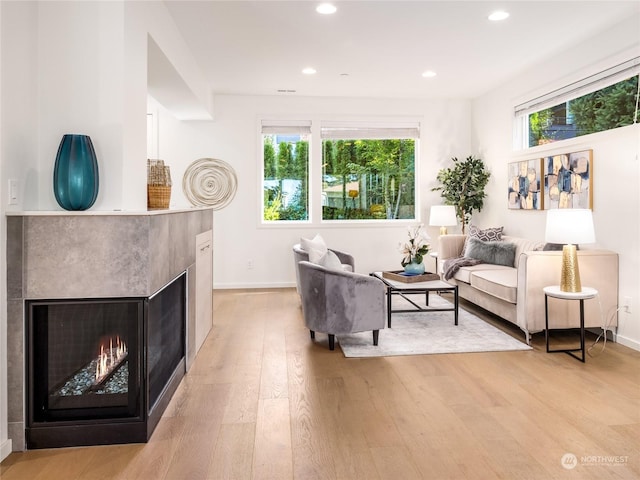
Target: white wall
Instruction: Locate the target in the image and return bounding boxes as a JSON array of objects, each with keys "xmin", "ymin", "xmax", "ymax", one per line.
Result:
[
  {"xmin": 0, "ymin": 0, "xmax": 41, "ymax": 460},
  {"xmin": 471, "ymin": 14, "xmax": 640, "ymax": 350},
  {"xmin": 153, "ymin": 94, "xmax": 472, "ymax": 288},
  {"xmin": 0, "ymin": 0, "xmax": 209, "ymax": 214}
]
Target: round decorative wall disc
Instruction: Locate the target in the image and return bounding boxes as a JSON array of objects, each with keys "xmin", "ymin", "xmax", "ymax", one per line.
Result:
[{"xmin": 182, "ymin": 158, "xmax": 238, "ymax": 209}]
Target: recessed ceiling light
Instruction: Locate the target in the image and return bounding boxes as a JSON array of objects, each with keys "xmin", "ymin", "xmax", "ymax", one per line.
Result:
[
  {"xmin": 488, "ymin": 10, "xmax": 509, "ymax": 21},
  {"xmin": 302, "ymin": 67, "xmax": 317, "ymax": 75},
  {"xmin": 316, "ymin": 3, "xmax": 337, "ymax": 15},
  {"xmin": 422, "ymin": 71, "xmax": 437, "ymax": 78}
]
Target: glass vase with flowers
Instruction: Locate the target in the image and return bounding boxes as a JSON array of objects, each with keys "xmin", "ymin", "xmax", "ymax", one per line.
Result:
[{"xmin": 399, "ymin": 224, "xmax": 430, "ymax": 275}]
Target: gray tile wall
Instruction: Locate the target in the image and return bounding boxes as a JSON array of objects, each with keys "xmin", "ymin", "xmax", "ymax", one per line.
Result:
[{"xmin": 5, "ymin": 209, "xmax": 213, "ymax": 451}]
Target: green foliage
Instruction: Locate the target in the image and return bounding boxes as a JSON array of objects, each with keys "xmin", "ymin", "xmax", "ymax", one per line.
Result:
[
  {"xmin": 570, "ymin": 76, "xmax": 638, "ymax": 135},
  {"xmin": 529, "ymin": 109, "xmax": 554, "ymax": 146},
  {"xmin": 432, "ymin": 156, "xmax": 490, "ymax": 233},
  {"xmin": 263, "ymin": 137, "xmax": 276, "ymax": 178},
  {"xmin": 277, "ymin": 142, "xmax": 294, "ymax": 177},
  {"xmin": 263, "ymin": 193, "xmax": 281, "ymax": 220}
]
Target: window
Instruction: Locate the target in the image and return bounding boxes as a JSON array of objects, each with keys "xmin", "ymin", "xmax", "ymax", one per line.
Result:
[
  {"xmin": 261, "ymin": 121, "xmax": 310, "ymax": 221},
  {"xmin": 515, "ymin": 58, "xmax": 639, "ymax": 149},
  {"xmin": 260, "ymin": 119, "xmax": 420, "ymax": 223},
  {"xmin": 321, "ymin": 123, "xmax": 419, "ymax": 221}
]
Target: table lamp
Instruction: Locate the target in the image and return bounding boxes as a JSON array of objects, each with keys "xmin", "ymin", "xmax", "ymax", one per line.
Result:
[
  {"xmin": 429, "ymin": 205, "xmax": 457, "ymax": 235},
  {"xmin": 544, "ymin": 208, "xmax": 595, "ymax": 293}
]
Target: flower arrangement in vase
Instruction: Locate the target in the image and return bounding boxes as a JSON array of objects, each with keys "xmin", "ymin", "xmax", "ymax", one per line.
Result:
[{"xmin": 399, "ymin": 224, "xmax": 430, "ymax": 275}]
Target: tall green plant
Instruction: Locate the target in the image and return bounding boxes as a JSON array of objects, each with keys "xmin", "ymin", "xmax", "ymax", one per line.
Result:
[{"xmin": 432, "ymin": 156, "xmax": 490, "ymax": 233}]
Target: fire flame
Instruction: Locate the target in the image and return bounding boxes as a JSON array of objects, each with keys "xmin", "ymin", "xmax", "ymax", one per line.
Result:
[{"xmin": 95, "ymin": 336, "xmax": 127, "ymax": 383}]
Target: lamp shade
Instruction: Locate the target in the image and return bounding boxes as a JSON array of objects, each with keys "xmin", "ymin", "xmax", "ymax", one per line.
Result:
[
  {"xmin": 429, "ymin": 205, "xmax": 457, "ymax": 227},
  {"xmin": 545, "ymin": 209, "xmax": 595, "ymax": 245}
]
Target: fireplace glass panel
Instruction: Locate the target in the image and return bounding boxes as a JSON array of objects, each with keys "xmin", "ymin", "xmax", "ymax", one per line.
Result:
[
  {"xmin": 28, "ymin": 299, "xmax": 142, "ymax": 422},
  {"xmin": 147, "ymin": 273, "xmax": 186, "ymax": 410}
]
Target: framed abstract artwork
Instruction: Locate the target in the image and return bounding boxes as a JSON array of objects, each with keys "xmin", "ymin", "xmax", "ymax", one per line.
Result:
[
  {"xmin": 508, "ymin": 159, "xmax": 543, "ymax": 210},
  {"xmin": 543, "ymin": 149, "xmax": 593, "ymax": 209}
]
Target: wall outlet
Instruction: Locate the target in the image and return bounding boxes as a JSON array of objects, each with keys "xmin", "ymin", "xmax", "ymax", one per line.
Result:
[
  {"xmin": 247, "ymin": 259, "xmax": 254, "ymax": 270},
  {"xmin": 622, "ymin": 296, "xmax": 631, "ymax": 313}
]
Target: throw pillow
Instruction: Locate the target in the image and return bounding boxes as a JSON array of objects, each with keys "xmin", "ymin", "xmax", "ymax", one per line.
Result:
[
  {"xmin": 464, "ymin": 237, "xmax": 516, "ymax": 267},
  {"xmin": 468, "ymin": 224, "xmax": 504, "ymax": 242},
  {"xmin": 318, "ymin": 250, "xmax": 343, "ymax": 271},
  {"xmin": 300, "ymin": 234, "xmax": 327, "ymax": 263}
]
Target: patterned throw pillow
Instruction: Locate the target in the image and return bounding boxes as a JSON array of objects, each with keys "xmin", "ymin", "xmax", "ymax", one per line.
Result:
[{"xmin": 468, "ymin": 225, "xmax": 504, "ymax": 242}]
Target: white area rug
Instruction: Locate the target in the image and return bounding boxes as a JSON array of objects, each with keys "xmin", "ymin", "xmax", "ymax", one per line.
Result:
[{"xmin": 338, "ymin": 295, "xmax": 531, "ymax": 358}]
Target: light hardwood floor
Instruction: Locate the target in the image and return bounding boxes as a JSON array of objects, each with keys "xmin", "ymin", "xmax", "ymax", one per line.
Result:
[{"xmin": 2, "ymin": 288, "xmax": 639, "ymax": 479}]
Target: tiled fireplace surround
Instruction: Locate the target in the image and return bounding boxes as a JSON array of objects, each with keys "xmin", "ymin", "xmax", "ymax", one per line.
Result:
[{"xmin": 6, "ymin": 208, "xmax": 213, "ymax": 451}]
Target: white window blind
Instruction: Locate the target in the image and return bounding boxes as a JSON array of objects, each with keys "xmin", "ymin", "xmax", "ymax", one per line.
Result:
[
  {"xmin": 261, "ymin": 120, "xmax": 311, "ymax": 135},
  {"xmin": 321, "ymin": 121, "xmax": 420, "ymax": 140},
  {"xmin": 514, "ymin": 57, "xmax": 640, "ymax": 116}
]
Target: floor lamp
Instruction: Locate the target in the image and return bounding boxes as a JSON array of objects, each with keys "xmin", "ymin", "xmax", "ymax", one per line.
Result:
[{"xmin": 544, "ymin": 209, "xmax": 596, "ymax": 293}]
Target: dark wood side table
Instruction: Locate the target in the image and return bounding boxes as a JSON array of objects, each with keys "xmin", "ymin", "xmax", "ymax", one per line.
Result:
[{"xmin": 544, "ymin": 285, "xmax": 598, "ymax": 363}]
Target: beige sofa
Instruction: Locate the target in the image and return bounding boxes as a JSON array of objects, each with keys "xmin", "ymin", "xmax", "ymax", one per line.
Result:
[{"xmin": 438, "ymin": 235, "xmax": 619, "ymax": 344}]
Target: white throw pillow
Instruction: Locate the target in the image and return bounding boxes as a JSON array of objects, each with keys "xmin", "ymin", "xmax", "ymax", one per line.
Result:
[
  {"xmin": 318, "ymin": 250, "xmax": 344, "ymax": 271},
  {"xmin": 301, "ymin": 234, "xmax": 327, "ymax": 263}
]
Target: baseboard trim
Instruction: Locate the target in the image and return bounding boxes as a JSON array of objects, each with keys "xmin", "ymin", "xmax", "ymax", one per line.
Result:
[
  {"xmin": 0, "ymin": 438, "xmax": 13, "ymax": 461},
  {"xmin": 614, "ymin": 334, "xmax": 640, "ymax": 352}
]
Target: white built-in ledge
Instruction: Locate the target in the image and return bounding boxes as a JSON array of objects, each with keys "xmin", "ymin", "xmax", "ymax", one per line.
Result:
[{"xmin": 6, "ymin": 206, "xmax": 213, "ymax": 216}]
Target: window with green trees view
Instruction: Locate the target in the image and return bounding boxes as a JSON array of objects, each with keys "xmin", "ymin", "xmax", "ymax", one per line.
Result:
[
  {"xmin": 516, "ymin": 59, "xmax": 640, "ymax": 149},
  {"xmin": 261, "ymin": 121, "xmax": 419, "ymax": 223},
  {"xmin": 528, "ymin": 75, "xmax": 638, "ymax": 147},
  {"xmin": 321, "ymin": 138, "xmax": 416, "ymax": 220},
  {"xmin": 262, "ymin": 131, "xmax": 309, "ymax": 221}
]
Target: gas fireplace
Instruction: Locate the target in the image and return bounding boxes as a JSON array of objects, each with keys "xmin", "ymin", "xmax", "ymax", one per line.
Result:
[{"xmin": 26, "ymin": 272, "xmax": 186, "ymax": 449}]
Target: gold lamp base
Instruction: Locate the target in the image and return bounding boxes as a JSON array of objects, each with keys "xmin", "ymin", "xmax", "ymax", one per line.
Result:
[
  {"xmin": 439, "ymin": 226, "xmax": 448, "ymax": 235},
  {"xmin": 560, "ymin": 244, "xmax": 582, "ymax": 292}
]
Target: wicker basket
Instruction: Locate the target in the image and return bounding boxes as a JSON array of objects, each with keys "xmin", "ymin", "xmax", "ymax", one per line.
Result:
[
  {"xmin": 147, "ymin": 159, "xmax": 172, "ymax": 209},
  {"xmin": 147, "ymin": 185, "xmax": 171, "ymax": 209}
]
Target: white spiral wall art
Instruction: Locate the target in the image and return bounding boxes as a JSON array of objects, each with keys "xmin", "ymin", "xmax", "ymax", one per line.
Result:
[{"xmin": 182, "ymin": 158, "xmax": 238, "ymax": 209}]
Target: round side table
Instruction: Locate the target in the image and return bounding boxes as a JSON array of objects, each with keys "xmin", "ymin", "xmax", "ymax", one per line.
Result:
[{"xmin": 543, "ymin": 285, "xmax": 598, "ymax": 363}]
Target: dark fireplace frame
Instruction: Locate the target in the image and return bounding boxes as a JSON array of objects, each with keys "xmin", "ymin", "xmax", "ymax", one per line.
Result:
[{"xmin": 25, "ymin": 272, "xmax": 187, "ymax": 449}]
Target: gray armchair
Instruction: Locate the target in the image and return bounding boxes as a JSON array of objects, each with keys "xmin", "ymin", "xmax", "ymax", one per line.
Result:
[{"xmin": 297, "ymin": 260, "xmax": 386, "ymax": 350}]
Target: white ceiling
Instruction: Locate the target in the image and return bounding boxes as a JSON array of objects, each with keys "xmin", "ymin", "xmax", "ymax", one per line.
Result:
[{"xmin": 164, "ymin": 0, "xmax": 640, "ymax": 100}]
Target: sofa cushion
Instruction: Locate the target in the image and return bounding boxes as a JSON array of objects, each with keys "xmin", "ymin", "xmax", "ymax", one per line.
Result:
[
  {"xmin": 318, "ymin": 250, "xmax": 343, "ymax": 271},
  {"xmin": 464, "ymin": 237, "xmax": 517, "ymax": 267},
  {"xmin": 470, "ymin": 268, "xmax": 517, "ymax": 304},
  {"xmin": 451, "ymin": 263, "xmax": 510, "ymax": 284}
]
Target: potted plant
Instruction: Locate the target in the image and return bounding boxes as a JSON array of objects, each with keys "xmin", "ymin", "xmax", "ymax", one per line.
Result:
[{"xmin": 432, "ymin": 155, "xmax": 490, "ymax": 233}]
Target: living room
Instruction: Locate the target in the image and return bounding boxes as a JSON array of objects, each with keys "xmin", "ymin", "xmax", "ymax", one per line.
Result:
[{"xmin": 0, "ymin": 0, "xmax": 639, "ymax": 477}]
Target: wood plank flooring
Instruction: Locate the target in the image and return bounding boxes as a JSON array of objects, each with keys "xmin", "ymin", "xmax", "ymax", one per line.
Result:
[{"xmin": 1, "ymin": 288, "xmax": 639, "ymax": 479}]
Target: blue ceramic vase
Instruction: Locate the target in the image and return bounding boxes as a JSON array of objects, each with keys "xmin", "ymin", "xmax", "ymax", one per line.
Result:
[
  {"xmin": 403, "ymin": 260, "xmax": 425, "ymax": 275},
  {"xmin": 53, "ymin": 134, "xmax": 99, "ymax": 210}
]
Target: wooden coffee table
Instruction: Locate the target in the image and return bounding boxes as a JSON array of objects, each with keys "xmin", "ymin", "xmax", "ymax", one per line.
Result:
[{"xmin": 371, "ymin": 271, "xmax": 459, "ymax": 328}]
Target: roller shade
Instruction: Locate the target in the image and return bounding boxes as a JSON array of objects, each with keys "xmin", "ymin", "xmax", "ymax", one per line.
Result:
[
  {"xmin": 515, "ymin": 57, "xmax": 640, "ymax": 116},
  {"xmin": 261, "ymin": 120, "xmax": 312, "ymax": 135},
  {"xmin": 321, "ymin": 121, "xmax": 420, "ymax": 140}
]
